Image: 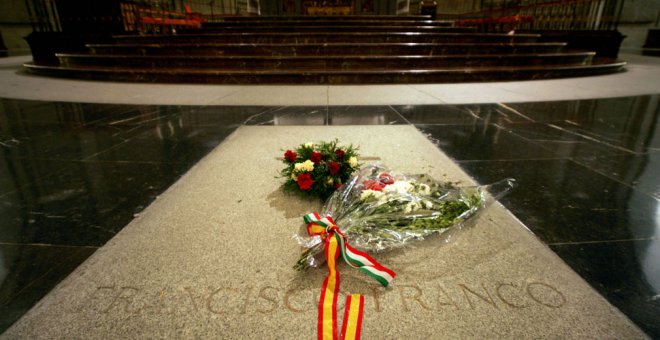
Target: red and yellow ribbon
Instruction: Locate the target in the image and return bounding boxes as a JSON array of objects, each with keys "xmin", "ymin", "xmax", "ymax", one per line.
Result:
[{"xmin": 305, "ymin": 213, "xmax": 395, "ymax": 340}]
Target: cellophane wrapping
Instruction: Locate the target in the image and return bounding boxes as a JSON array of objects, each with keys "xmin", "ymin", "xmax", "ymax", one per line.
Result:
[{"xmin": 293, "ymin": 164, "xmax": 515, "ymax": 271}]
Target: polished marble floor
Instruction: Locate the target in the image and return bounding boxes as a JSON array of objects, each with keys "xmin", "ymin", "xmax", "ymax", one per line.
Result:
[{"xmin": 0, "ymin": 96, "xmax": 658, "ymax": 337}]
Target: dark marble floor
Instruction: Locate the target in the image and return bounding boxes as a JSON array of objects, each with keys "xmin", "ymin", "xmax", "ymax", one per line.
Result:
[{"xmin": 0, "ymin": 96, "xmax": 658, "ymax": 337}]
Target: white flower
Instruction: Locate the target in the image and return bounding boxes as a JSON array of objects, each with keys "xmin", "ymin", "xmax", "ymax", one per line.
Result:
[
  {"xmin": 294, "ymin": 163, "xmax": 304, "ymax": 171},
  {"xmin": 305, "ymin": 142, "xmax": 315, "ymax": 148},
  {"xmin": 384, "ymin": 181, "xmax": 412, "ymax": 195},
  {"xmin": 417, "ymin": 184, "xmax": 431, "ymax": 195},
  {"xmin": 360, "ymin": 189, "xmax": 385, "ymax": 201},
  {"xmin": 348, "ymin": 156, "xmax": 358, "ymax": 167},
  {"xmin": 291, "ymin": 172, "xmax": 298, "ymax": 181},
  {"xmin": 423, "ymin": 201, "xmax": 433, "ymax": 209},
  {"xmin": 404, "ymin": 202, "xmax": 421, "ymax": 214}
]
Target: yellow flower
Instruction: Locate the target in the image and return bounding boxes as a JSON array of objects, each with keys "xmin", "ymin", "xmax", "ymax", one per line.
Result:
[
  {"xmin": 348, "ymin": 156, "xmax": 358, "ymax": 167},
  {"xmin": 291, "ymin": 172, "xmax": 298, "ymax": 181},
  {"xmin": 295, "ymin": 160, "xmax": 314, "ymax": 172},
  {"xmin": 302, "ymin": 160, "xmax": 314, "ymax": 172},
  {"xmin": 326, "ymin": 177, "xmax": 333, "ymax": 185},
  {"xmin": 304, "ymin": 142, "xmax": 315, "ymax": 148}
]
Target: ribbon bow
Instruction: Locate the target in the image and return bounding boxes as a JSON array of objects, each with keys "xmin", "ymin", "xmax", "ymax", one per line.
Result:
[{"xmin": 304, "ymin": 212, "xmax": 396, "ymax": 340}]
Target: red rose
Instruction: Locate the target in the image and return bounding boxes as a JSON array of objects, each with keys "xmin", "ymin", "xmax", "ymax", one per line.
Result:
[
  {"xmin": 362, "ymin": 179, "xmax": 383, "ymax": 192},
  {"xmin": 370, "ymin": 183, "xmax": 383, "ymax": 191},
  {"xmin": 310, "ymin": 151, "xmax": 323, "ymax": 164},
  {"xmin": 328, "ymin": 162, "xmax": 340, "ymax": 175},
  {"xmin": 335, "ymin": 149, "xmax": 345, "ymax": 159},
  {"xmin": 284, "ymin": 150, "xmax": 297, "ymax": 162},
  {"xmin": 297, "ymin": 173, "xmax": 315, "ymax": 190},
  {"xmin": 334, "ymin": 183, "xmax": 343, "ymax": 189},
  {"xmin": 378, "ymin": 172, "xmax": 394, "ymax": 185}
]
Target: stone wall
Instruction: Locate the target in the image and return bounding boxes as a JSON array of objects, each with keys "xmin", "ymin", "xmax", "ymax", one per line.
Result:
[
  {"xmin": 0, "ymin": 0, "xmax": 31, "ymax": 56},
  {"xmin": 618, "ymin": 0, "xmax": 660, "ymax": 52}
]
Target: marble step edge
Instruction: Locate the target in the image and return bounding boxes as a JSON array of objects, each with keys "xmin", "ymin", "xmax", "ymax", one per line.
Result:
[
  {"xmin": 23, "ymin": 58, "xmax": 625, "ymax": 80},
  {"xmin": 195, "ymin": 23, "xmax": 459, "ymax": 29},
  {"xmin": 56, "ymin": 51, "xmax": 597, "ymax": 61},
  {"xmin": 87, "ymin": 42, "xmax": 568, "ymax": 49},
  {"xmin": 25, "ymin": 58, "xmax": 625, "ymax": 72},
  {"xmin": 213, "ymin": 15, "xmax": 440, "ymax": 20},
  {"xmin": 113, "ymin": 32, "xmax": 542, "ymax": 39},
  {"xmin": 183, "ymin": 25, "xmax": 469, "ymax": 29},
  {"xmin": 85, "ymin": 44, "xmax": 568, "ymax": 56},
  {"xmin": 56, "ymin": 52, "xmax": 596, "ymax": 68},
  {"xmin": 86, "ymin": 44, "xmax": 566, "ymax": 57},
  {"xmin": 174, "ymin": 27, "xmax": 476, "ymax": 34},
  {"xmin": 111, "ymin": 36, "xmax": 540, "ymax": 45}
]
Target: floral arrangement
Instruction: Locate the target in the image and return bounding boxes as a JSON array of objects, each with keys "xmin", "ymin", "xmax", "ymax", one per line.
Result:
[
  {"xmin": 294, "ymin": 164, "xmax": 515, "ymax": 271},
  {"xmin": 280, "ymin": 140, "xmax": 360, "ymax": 200}
]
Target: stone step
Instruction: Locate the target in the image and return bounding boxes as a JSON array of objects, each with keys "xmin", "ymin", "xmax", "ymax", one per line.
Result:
[
  {"xmin": 87, "ymin": 42, "xmax": 567, "ymax": 56},
  {"xmin": 23, "ymin": 58, "xmax": 625, "ymax": 84},
  {"xmin": 57, "ymin": 52, "xmax": 596, "ymax": 70},
  {"xmin": 114, "ymin": 32, "xmax": 541, "ymax": 44},
  {"xmin": 176, "ymin": 25, "xmax": 476, "ymax": 34},
  {"xmin": 215, "ymin": 15, "xmax": 440, "ymax": 21},
  {"xmin": 24, "ymin": 14, "xmax": 625, "ymax": 84},
  {"xmin": 199, "ymin": 20, "xmax": 454, "ymax": 28}
]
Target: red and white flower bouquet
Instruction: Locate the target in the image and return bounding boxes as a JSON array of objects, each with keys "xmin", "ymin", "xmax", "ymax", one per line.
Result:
[{"xmin": 280, "ymin": 140, "xmax": 360, "ymax": 200}]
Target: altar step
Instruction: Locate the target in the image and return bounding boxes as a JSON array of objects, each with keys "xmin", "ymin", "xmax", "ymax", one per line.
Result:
[
  {"xmin": 175, "ymin": 25, "xmax": 475, "ymax": 33},
  {"xmin": 23, "ymin": 58, "xmax": 623, "ymax": 84},
  {"xmin": 56, "ymin": 52, "xmax": 595, "ymax": 69},
  {"xmin": 112, "ymin": 32, "xmax": 540, "ymax": 44},
  {"xmin": 86, "ymin": 42, "xmax": 568, "ymax": 56},
  {"xmin": 182, "ymin": 17, "xmax": 455, "ymax": 29},
  {"xmin": 23, "ymin": 15, "xmax": 626, "ymax": 84},
  {"xmin": 213, "ymin": 15, "xmax": 449, "ymax": 23}
]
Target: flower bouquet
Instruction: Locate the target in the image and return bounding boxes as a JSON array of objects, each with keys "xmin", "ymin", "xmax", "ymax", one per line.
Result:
[
  {"xmin": 280, "ymin": 140, "xmax": 360, "ymax": 200},
  {"xmin": 294, "ymin": 164, "xmax": 515, "ymax": 271}
]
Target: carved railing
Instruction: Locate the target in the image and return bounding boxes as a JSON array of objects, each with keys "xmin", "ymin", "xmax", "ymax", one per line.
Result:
[
  {"xmin": 304, "ymin": 5, "xmax": 354, "ymax": 15},
  {"xmin": 183, "ymin": 0, "xmax": 258, "ymax": 20},
  {"xmin": 118, "ymin": 1, "xmax": 204, "ymax": 34},
  {"xmin": 440, "ymin": 0, "xmax": 625, "ymax": 32}
]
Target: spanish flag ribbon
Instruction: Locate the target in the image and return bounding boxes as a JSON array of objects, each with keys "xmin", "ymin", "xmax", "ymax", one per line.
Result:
[{"xmin": 305, "ymin": 212, "xmax": 396, "ymax": 340}]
